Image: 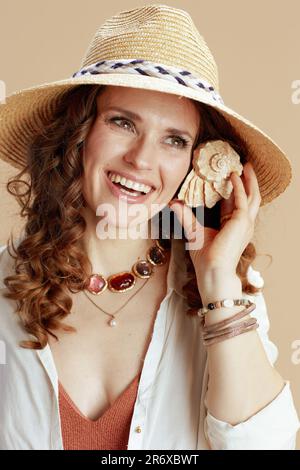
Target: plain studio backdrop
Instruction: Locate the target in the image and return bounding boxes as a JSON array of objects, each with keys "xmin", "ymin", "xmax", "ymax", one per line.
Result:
[{"xmin": 0, "ymin": 0, "xmax": 299, "ymax": 449}]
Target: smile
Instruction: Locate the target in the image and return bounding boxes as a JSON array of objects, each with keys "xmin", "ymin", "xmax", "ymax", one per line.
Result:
[{"xmin": 104, "ymin": 171, "xmax": 155, "ymax": 204}]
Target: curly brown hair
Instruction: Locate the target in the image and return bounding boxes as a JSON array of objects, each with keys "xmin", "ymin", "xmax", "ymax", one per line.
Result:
[{"xmin": 2, "ymin": 84, "xmax": 263, "ymax": 350}]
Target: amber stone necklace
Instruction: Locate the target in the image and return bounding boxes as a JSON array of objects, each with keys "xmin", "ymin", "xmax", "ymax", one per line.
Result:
[
  {"xmin": 85, "ymin": 238, "xmax": 171, "ymax": 295},
  {"xmin": 83, "ymin": 238, "xmax": 171, "ymax": 327}
]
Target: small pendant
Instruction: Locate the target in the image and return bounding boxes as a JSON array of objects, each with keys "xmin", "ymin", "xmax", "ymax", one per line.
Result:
[{"xmin": 108, "ymin": 316, "xmax": 117, "ymax": 327}]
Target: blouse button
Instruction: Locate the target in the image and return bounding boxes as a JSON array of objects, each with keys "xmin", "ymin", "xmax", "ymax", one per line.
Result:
[{"xmin": 135, "ymin": 425, "xmax": 142, "ymax": 433}]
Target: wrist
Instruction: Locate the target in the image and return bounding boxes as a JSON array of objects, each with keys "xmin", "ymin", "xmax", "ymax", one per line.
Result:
[
  {"xmin": 197, "ymin": 269, "xmax": 242, "ymax": 304},
  {"xmin": 197, "ymin": 271, "xmax": 245, "ymax": 327}
]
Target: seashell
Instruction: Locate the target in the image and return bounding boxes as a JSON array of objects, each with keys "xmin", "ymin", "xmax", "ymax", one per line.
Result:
[
  {"xmin": 204, "ymin": 181, "xmax": 221, "ymax": 208},
  {"xmin": 177, "ymin": 169, "xmax": 204, "ymax": 207},
  {"xmin": 178, "ymin": 139, "xmax": 243, "ymax": 208}
]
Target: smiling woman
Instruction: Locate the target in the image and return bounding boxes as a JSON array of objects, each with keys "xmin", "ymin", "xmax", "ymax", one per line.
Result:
[
  {"xmin": 0, "ymin": 82, "xmax": 294, "ymax": 450},
  {"xmin": 0, "ymin": 3, "xmax": 299, "ymax": 451},
  {"xmin": 2, "ymin": 82, "xmax": 258, "ymax": 348}
]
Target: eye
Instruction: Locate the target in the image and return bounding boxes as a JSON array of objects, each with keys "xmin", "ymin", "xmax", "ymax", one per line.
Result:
[
  {"xmin": 108, "ymin": 116, "xmax": 134, "ymax": 131},
  {"xmin": 108, "ymin": 116, "xmax": 190, "ymax": 150},
  {"xmin": 167, "ymin": 136, "xmax": 189, "ymax": 149}
]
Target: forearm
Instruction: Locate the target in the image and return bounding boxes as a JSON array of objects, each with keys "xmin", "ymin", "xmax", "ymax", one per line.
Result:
[{"xmin": 198, "ymin": 269, "xmax": 285, "ymax": 426}]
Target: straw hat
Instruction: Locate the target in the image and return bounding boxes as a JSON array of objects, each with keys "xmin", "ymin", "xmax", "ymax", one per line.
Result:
[{"xmin": 0, "ymin": 3, "xmax": 292, "ymax": 206}]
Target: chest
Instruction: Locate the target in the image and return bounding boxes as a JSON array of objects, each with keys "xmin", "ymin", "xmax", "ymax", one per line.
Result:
[{"xmin": 47, "ymin": 275, "xmax": 168, "ymax": 421}]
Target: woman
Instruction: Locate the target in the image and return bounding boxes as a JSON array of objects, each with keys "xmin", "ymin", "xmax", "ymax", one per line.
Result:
[{"xmin": 0, "ymin": 4, "xmax": 299, "ymax": 450}]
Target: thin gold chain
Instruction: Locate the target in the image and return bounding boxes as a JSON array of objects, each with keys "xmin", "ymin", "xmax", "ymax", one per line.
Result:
[{"xmin": 82, "ymin": 276, "xmax": 150, "ymax": 318}]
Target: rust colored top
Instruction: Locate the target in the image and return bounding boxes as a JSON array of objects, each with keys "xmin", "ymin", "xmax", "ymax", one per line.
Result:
[{"xmin": 58, "ymin": 373, "xmax": 141, "ymax": 450}]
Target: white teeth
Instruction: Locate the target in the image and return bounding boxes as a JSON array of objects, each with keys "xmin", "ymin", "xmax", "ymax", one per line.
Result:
[
  {"xmin": 126, "ymin": 180, "xmax": 134, "ymax": 189},
  {"xmin": 119, "ymin": 187, "xmax": 140, "ymax": 196},
  {"xmin": 108, "ymin": 172, "xmax": 152, "ymax": 194}
]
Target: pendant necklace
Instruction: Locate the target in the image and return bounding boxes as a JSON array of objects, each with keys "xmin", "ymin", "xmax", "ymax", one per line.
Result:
[{"xmin": 82, "ymin": 238, "xmax": 171, "ymax": 327}]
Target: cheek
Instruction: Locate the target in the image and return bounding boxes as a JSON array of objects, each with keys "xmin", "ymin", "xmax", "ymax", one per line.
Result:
[
  {"xmin": 83, "ymin": 120, "xmax": 110, "ymax": 160},
  {"xmin": 81, "ymin": 150, "xmax": 97, "ymax": 188},
  {"xmin": 83, "ymin": 126, "xmax": 123, "ymax": 173},
  {"xmin": 83, "ymin": 132, "xmax": 102, "ymax": 166},
  {"xmin": 81, "ymin": 144, "xmax": 102, "ymax": 196},
  {"xmin": 162, "ymin": 159, "xmax": 191, "ymax": 190}
]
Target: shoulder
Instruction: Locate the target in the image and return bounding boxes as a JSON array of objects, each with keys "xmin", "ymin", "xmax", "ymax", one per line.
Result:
[
  {"xmin": 0, "ymin": 234, "xmax": 25, "ymax": 287},
  {"xmin": 0, "ymin": 240, "xmax": 24, "ymax": 341}
]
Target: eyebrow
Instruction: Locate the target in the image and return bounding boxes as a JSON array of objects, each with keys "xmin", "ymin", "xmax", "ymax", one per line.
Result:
[{"xmin": 103, "ymin": 106, "xmax": 194, "ymax": 140}]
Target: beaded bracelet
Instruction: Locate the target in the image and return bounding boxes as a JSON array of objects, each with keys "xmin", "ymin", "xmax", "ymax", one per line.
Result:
[
  {"xmin": 197, "ymin": 298, "xmax": 252, "ymax": 318},
  {"xmin": 199, "ymin": 301, "xmax": 257, "ymax": 330}
]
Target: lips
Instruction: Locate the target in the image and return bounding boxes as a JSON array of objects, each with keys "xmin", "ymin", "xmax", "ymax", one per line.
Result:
[{"xmin": 104, "ymin": 171, "xmax": 154, "ymax": 204}]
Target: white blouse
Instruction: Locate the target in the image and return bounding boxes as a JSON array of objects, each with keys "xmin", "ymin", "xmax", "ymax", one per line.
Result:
[{"xmin": 0, "ymin": 238, "xmax": 299, "ymax": 450}]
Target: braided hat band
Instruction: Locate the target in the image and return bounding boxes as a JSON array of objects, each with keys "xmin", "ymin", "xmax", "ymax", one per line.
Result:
[
  {"xmin": 0, "ymin": 3, "xmax": 292, "ymax": 206},
  {"xmin": 71, "ymin": 59, "xmax": 224, "ymax": 104}
]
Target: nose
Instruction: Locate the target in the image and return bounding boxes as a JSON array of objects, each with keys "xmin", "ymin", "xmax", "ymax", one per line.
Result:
[{"xmin": 122, "ymin": 135, "xmax": 154, "ymax": 171}]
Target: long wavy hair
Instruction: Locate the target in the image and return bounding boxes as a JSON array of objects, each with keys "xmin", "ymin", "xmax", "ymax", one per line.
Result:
[{"xmin": 3, "ymin": 84, "xmax": 263, "ymax": 350}]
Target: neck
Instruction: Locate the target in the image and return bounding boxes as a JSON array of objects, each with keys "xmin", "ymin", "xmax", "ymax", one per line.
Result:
[{"xmin": 79, "ymin": 206, "xmax": 159, "ymax": 276}]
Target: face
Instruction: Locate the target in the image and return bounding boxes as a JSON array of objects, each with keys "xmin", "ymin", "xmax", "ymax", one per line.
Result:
[{"xmin": 81, "ymin": 85, "xmax": 201, "ymax": 234}]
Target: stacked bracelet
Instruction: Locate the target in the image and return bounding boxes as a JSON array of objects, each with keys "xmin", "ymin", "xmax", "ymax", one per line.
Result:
[
  {"xmin": 197, "ymin": 298, "xmax": 252, "ymax": 318},
  {"xmin": 199, "ymin": 301, "xmax": 256, "ymax": 329},
  {"xmin": 199, "ymin": 301, "xmax": 258, "ymax": 346}
]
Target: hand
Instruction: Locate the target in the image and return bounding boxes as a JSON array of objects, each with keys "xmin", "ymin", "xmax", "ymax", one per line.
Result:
[{"xmin": 169, "ymin": 161, "xmax": 261, "ymax": 284}]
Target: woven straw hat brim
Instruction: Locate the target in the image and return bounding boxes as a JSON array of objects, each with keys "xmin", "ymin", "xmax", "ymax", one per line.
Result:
[{"xmin": 0, "ymin": 73, "xmax": 292, "ymax": 207}]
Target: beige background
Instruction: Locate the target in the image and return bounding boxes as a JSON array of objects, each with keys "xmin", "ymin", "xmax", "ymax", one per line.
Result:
[{"xmin": 0, "ymin": 0, "xmax": 299, "ymax": 448}]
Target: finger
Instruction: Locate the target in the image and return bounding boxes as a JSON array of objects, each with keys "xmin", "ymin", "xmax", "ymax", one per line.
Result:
[
  {"xmin": 245, "ymin": 162, "xmax": 261, "ymax": 203},
  {"xmin": 220, "ymin": 189, "xmax": 235, "ymax": 218},
  {"xmin": 244, "ymin": 162, "xmax": 262, "ymax": 219},
  {"xmin": 219, "ymin": 192, "xmax": 234, "ymax": 228},
  {"xmin": 230, "ymin": 171, "xmax": 248, "ymax": 211},
  {"xmin": 169, "ymin": 201, "xmax": 205, "ymax": 249}
]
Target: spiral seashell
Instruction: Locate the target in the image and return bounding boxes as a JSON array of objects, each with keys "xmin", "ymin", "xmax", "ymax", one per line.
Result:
[
  {"xmin": 177, "ymin": 139, "xmax": 243, "ymax": 208},
  {"xmin": 210, "ymin": 153, "xmax": 230, "ymax": 172}
]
